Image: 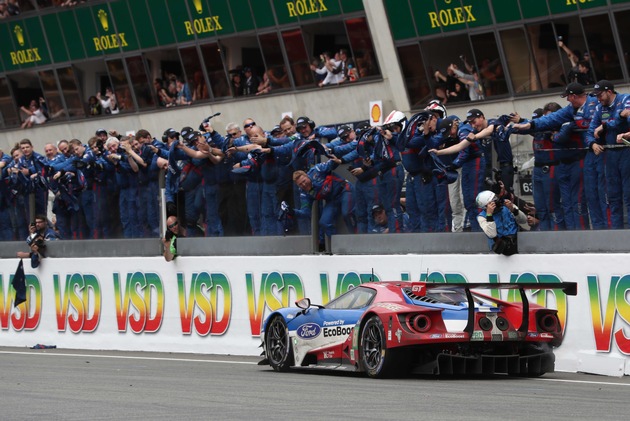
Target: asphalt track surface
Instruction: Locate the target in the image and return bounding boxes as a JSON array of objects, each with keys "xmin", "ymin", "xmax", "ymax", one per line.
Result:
[{"xmin": 0, "ymin": 347, "xmax": 628, "ymax": 421}]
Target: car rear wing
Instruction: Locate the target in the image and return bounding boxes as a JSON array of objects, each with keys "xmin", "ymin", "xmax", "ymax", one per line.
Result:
[{"xmin": 409, "ymin": 282, "xmax": 577, "ymax": 335}]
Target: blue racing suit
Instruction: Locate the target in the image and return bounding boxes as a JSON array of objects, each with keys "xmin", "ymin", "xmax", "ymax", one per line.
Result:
[
  {"xmin": 586, "ymin": 93, "xmax": 630, "ymax": 228},
  {"xmin": 294, "ymin": 159, "xmax": 355, "ymax": 239}
]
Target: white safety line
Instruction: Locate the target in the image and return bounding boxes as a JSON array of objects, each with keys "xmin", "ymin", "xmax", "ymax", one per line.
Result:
[
  {"xmin": 1, "ymin": 350, "xmax": 627, "ymax": 385},
  {"xmin": 534, "ymin": 377, "xmax": 630, "ymax": 387},
  {"xmin": 0, "ymin": 350, "xmax": 258, "ymax": 365}
]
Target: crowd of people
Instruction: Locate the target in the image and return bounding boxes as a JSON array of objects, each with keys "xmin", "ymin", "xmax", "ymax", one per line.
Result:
[{"xmin": 2, "ymin": 78, "xmax": 629, "ymax": 251}]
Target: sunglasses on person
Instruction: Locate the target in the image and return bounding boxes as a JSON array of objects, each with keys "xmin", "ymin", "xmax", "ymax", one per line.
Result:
[
  {"xmin": 243, "ymin": 122, "xmax": 256, "ymax": 129},
  {"xmin": 227, "ymin": 130, "xmax": 240, "ymax": 136},
  {"xmin": 168, "ymin": 221, "xmax": 178, "ymax": 229}
]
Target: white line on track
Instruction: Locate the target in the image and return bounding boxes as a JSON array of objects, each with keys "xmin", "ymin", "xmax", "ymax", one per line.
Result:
[
  {"xmin": 0, "ymin": 350, "xmax": 257, "ymax": 365},
  {"xmin": 1, "ymin": 351, "xmax": 628, "ymax": 386},
  {"xmin": 534, "ymin": 377, "xmax": 630, "ymax": 387}
]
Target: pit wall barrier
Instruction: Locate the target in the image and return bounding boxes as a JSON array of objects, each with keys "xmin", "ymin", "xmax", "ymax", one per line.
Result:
[{"xmin": 1, "ymin": 254, "xmax": 628, "ymax": 377}]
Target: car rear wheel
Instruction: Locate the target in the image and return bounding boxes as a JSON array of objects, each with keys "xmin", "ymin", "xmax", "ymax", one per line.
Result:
[
  {"xmin": 360, "ymin": 316, "xmax": 397, "ymax": 378},
  {"xmin": 265, "ymin": 316, "xmax": 294, "ymax": 372}
]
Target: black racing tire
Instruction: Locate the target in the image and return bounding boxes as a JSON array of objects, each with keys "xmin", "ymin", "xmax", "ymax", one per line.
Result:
[
  {"xmin": 265, "ymin": 315, "xmax": 294, "ymax": 372},
  {"xmin": 359, "ymin": 315, "xmax": 398, "ymax": 378}
]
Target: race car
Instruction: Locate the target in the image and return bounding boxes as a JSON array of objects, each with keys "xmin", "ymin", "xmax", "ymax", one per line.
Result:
[{"xmin": 260, "ymin": 281, "xmax": 577, "ymax": 378}]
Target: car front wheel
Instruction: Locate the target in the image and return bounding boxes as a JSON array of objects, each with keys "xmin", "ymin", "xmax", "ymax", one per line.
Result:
[{"xmin": 265, "ymin": 316, "xmax": 294, "ymax": 372}]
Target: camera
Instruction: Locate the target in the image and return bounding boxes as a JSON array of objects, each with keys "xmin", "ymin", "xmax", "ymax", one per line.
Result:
[
  {"xmin": 485, "ymin": 168, "xmax": 503, "ymax": 195},
  {"xmin": 557, "ymin": 36, "xmax": 563, "ymax": 41},
  {"xmin": 198, "ymin": 112, "xmax": 221, "ymax": 131},
  {"xmin": 165, "ymin": 230, "xmax": 174, "ymax": 241}
]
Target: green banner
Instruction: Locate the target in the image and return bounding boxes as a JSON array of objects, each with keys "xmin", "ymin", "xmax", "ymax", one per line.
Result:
[
  {"xmin": 273, "ymin": 0, "xmax": 341, "ymax": 24},
  {"xmin": 0, "ymin": 18, "xmax": 51, "ymax": 71}
]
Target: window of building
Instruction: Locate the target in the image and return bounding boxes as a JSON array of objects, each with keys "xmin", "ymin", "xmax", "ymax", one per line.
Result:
[
  {"xmin": 258, "ymin": 32, "xmax": 291, "ymax": 93},
  {"xmin": 221, "ymin": 35, "xmax": 266, "ymax": 96},
  {"xmin": 200, "ymin": 42, "xmax": 232, "ymax": 99},
  {"xmin": 57, "ymin": 67, "xmax": 86, "ymax": 119},
  {"xmin": 144, "ymin": 48, "xmax": 184, "ymax": 108},
  {"xmin": 105, "ymin": 59, "xmax": 135, "ymax": 113},
  {"xmin": 470, "ymin": 32, "xmax": 508, "ymax": 97},
  {"xmin": 125, "ymin": 56, "xmax": 155, "ymax": 110},
  {"xmin": 179, "ymin": 46, "xmax": 210, "ymax": 104},
  {"xmin": 345, "ymin": 17, "xmax": 379, "ymax": 79},
  {"xmin": 525, "ymin": 23, "xmax": 566, "ymax": 90},
  {"xmin": 582, "ymin": 14, "xmax": 623, "ymax": 82},
  {"xmin": 282, "ymin": 29, "xmax": 314, "ymax": 88},
  {"xmin": 397, "ymin": 44, "xmax": 431, "ymax": 108},
  {"xmin": 614, "ymin": 10, "xmax": 630, "ymax": 79},
  {"xmin": 39, "ymin": 69, "xmax": 67, "ymax": 121},
  {"xmin": 499, "ymin": 28, "xmax": 539, "ymax": 94},
  {"xmin": 421, "ymin": 34, "xmax": 473, "ymax": 104},
  {"xmin": 8, "ymin": 71, "xmax": 44, "ymax": 127},
  {"xmin": 0, "ymin": 77, "xmax": 19, "ymax": 128}
]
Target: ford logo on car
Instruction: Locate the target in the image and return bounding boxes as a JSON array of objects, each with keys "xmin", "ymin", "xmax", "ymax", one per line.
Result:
[{"xmin": 297, "ymin": 323, "xmax": 321, "ymax": 339}]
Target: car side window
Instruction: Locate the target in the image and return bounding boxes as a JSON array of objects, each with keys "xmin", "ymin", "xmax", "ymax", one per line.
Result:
[{"xmin": 326, "ymin": 287, "xmax": 376, "ymax": 310}]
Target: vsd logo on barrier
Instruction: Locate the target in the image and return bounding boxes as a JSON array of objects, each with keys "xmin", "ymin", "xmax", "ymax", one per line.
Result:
[
  {"xmin": 0, "ymin": 274, "xmax": 41, "ymax": 332},
  {"xmin": 177, "ymin": 272, "xmax": 231, "ymax": 336},
  {"xmin": 54, "ymin": 273, "xmax": 100, "ymax": 333},
  {"xmin": 113, "ymin": 272, "xmax": 163, "ymax": 333}
]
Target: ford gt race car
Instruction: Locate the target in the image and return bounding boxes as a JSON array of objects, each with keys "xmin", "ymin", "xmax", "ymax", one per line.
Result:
[{"xmin": 260, "ymin": 281, "xmax": 577, "ymax": 378}]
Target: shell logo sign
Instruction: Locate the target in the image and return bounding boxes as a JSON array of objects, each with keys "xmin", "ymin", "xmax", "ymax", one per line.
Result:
[{"xmin": 369, "ymin": 101, "xmax": 382, "ymax": 126}]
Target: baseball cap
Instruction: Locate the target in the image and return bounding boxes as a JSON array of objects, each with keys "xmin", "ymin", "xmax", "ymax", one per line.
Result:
[
  {"xmin": 532, "ymin": 108, "xmax": 544, "ymax": 119},
  {"xmin": 164, "ymin": 128, "xmax": 179, "ymax": 139},
  {"xmin": 184, "ymin": 131, "xmax": 202, "ymax": 144},
  {"xmin": 337, "ymin": 125, "xmax": 352, "ymax": 139},
  {"xmin": 296, "ymin": 116, "xmax": 312, "ymax": 129},
  {"xmin": 561, "ymin": 82, "xmax": 585, "ymax": 97},
  {"xmin": 180, "ymin": 126, "xmax": 194, "ymax": 139},
  {"xmin": 371, "ymin": 204, "xmax": 385, "ymax": 214},
  {"xmin": 270, "ymin": 125, "xmax": 283, "ymax": 136},
  {"xmin": 593, "ymin": 80, "xmax": 616, "ymax": 93},
  {"xmin": 243, "ymin": 66, "xmax": 252, "ymax": 73},
  {"xmin": 95, "ymin": 128, "xmax": 108, "ymax": 136},
  {"xmin": 466, "ymin": 108, "xmax": 484, "ymax": 120},
  {"xmin": 354, "ymin": 121, "xmax": 371, "ymax": 136},
  {"xmin": 438, "ymin": 117, "xmax": 457, "ymax": 134}
]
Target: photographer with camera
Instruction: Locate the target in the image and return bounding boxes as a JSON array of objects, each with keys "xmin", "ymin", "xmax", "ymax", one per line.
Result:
[
  {"xmin": 17, "ymin": 215, "xmax": 60, "ymax": 268},
  {"xmin": 161, "ymin": 215, "xmax": 179, "ymax": 262},
  {"xmin": 486, "ymin": 169, "xmax": 539, "ymax": 230},
  {"xmin": 476, "ymin": 190, "xmax": 530, "ymax": 256}
]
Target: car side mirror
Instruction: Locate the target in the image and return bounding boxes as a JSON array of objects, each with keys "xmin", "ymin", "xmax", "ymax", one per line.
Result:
[{"xmin": 295, "ymin": 298, "xmax": 311, "ymax": 310}]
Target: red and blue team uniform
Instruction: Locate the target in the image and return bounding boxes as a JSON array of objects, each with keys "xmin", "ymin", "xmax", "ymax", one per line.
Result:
[
  {"xmin": 453, "ymin": 122, "xmax": 485, "ymax": 232},
  {"xmin": 586, "ymin": 93, "xmax": 630, "ymax": 229},
  {"xmin": 294, "ymin": 159, "xmax": 355, "ymax": 239}
]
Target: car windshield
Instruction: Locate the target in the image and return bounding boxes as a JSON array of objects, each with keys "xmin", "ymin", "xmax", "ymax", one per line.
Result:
[{"xmin": 325, "ymin": 286, "xmax": 376, "ymax": 310}]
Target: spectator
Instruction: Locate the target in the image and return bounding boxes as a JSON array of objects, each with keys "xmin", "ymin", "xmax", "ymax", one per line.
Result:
[
  {"xmin": 256, "ymin": 72, "xmax": 272, "ymax": 95},
  {"xmin": 87, "ymin": 95, "xmax": 102, "ymax": 116},
  {"xmin": 230, "ymin": 71, "xmax": 244, "ymax": 97},
  {"xmin": 154, "ymin": 78, "xmax": 175, "ymax": 107},
  {"xmin": 20, "ymin": 98, "xmax": 47, "ymax": 128},
  {"xmin": 242, "ymin": 67, "xmax": 260, "ymax": 96},
  {"xmin": 310, "ymin": 52, "xmax": 343, "ymax": 87},
  {"xmin": 434, "ymin": 65, "xmax": 468, "ymax": 103},
  {"xmin": 17, "ymin": 214, "xmax": 60, "ymax": 268},
  {"xmin": 175, "ymin": 78, "xmax": 192, "ymax": 105},
  {"xmin": 0, "ymin": 2, "xmax": 9, "ymax": 18},
  {"xmin": 371, "ymin": 204, "xmax": 389, "ymax": 234},
  {"xmin": 6, "ymin": 0, "xmax": 18, "ymax": 16},
  {"xmin": 162, "ymin": 215, "xmax": 179, "ymax": 262},
  {"xmin": 97, "ymin": 87, "xmax": 119, "ymax": 114},
  {"xmin": 450, "ymin": 63, "xmax": 485, "ymax": 101},
  {"xmin": 476, "ymin": 190, "xmax": 530, "ymax": 255}
]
